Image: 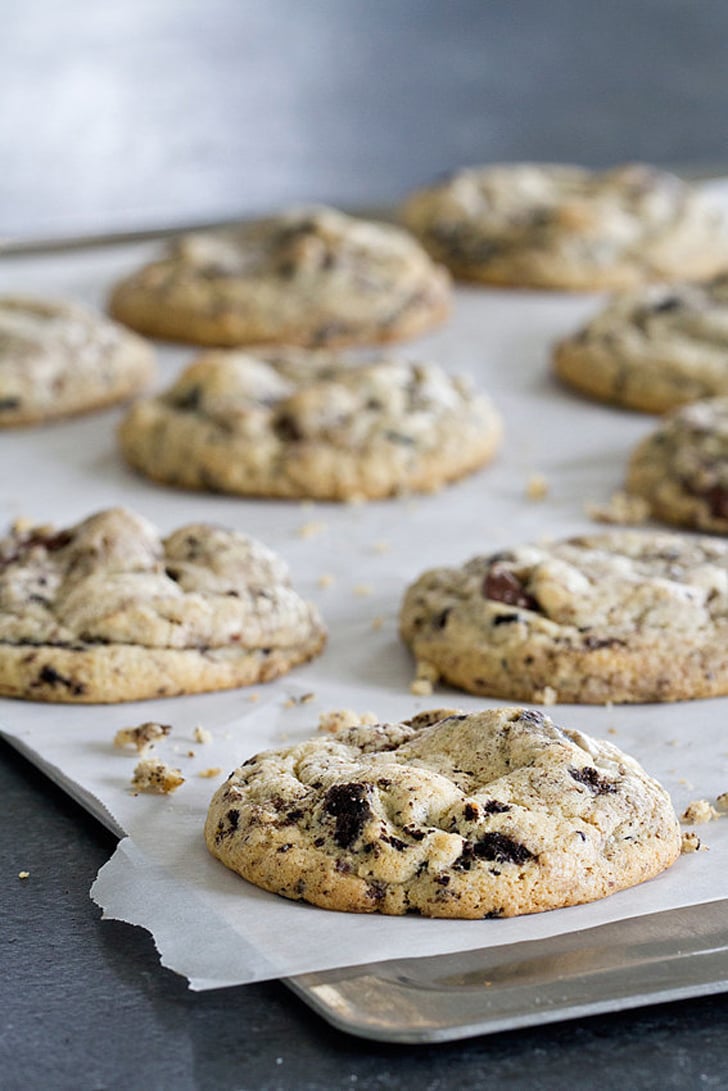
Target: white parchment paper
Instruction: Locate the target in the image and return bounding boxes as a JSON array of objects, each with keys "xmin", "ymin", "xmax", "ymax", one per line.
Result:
[{"xmin": 1, "ymin": 187, "xmax": 728, "ymax": 990}]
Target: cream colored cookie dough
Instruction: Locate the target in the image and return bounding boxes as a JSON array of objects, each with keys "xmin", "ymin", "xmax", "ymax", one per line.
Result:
[
  {"xmin": 118, "ymin": 348, "xmax": 502, "ymax": 500},
  {"xmin": 205, "ymin": 706, "xmax": 681, "ymax": 918},
  {"xmin": 554, "ymin": 277, "xmax": 728, "ymax": 412},
  {"xmin": 626, "ymin": 397, "xmax": 728, "ymax": 533},
  {"xmin": 400, "ymin": 531, "xmax": 728, "ymax": 704},
  {"xmin": 402, "ymin": 163, "xmax": 728, "ymax": 290},
  {"xmin": 0, "ymin": 296, "xmax": 155, "ymax": 426},
  {"xmin": 0, "ymin": 508, "xmax": 325, "ymax": 703},
  {"xmin": 108, "ymin": 207, "xmax": 450, "ymax": 348}
]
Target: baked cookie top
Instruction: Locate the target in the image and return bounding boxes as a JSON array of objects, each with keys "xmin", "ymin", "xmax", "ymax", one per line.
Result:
[
  {"xmin": 118, "ymin": 348, "xmax": 502, "ymax": 500},
  {"xmin": 0, "ymin": 508, "xmax": 325, "ymax": 702},
  {"xmin": 627, "ymin": 397, "xmax": 728, "ymax": 533},
  {"xmin": 108, "ymin": 207, "xmax": 451, "ymax": 348},
  {"xmin": 402, "ymin": 163, "xmax": 728, "ymax": 290},
  {"xmin": 554, "ymin": 276, "xmax": 728, "ymax": 413},
  {"xmin": 205, "ymin": 706, "xmax": 681, "ymax": 918},
  {"xmin": 400, "ymin": 531, "xmax": 728, "ymax": 704},
  {"xmin": 0, "ymin": 296, "xmax": 155, "ymax": 426}
]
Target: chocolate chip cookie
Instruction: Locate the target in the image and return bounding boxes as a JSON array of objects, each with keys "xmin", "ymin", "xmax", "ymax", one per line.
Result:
[
  {"xmin": 554, "ymin": 276, "xmax": 728, "ymax": 412},
  {"xmin": 118, "ymin": 348, "xmax": 502, "ymax": 500},
  {"xmin": 0, "ymin": 296, "xmax": 155, "ymax": 426},
  {"xmin": 402, "ymin": 163, "xmax": 728, "ymax": 290},
  {"xmin": 108, "ymin": 207, "xmax": 450, "ymax": 348},
  {"xmin": 626, "ymin": 397, "xmax": 728, "ymax": 533},
  {"xmin": 205, "ymin": 706, "xmax": 680, "ymax": 918},
  {"xmin": 400, "ymin": 531, "xmax": 728, "ymax": 704},
  {"xmin": 0, "ymin": 508, "xmax": 325, "ymax": 703}
]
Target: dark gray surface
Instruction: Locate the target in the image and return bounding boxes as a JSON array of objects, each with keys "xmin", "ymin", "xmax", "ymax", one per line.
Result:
[
  {"xmin": 4, "ymin": 0, "xmax": 728, "ymax": 236},
  {"xmin": 5, "ymin": 3, "xmax": 728, "ymax": 1086},
  {"xmin": 4, "ymin": 739, "xmax": 728, "ymax": 1090}
]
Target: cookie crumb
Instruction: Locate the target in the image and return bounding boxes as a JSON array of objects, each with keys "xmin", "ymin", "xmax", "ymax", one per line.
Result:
[
  {"xmin": 525, "ymin": 473, "xmax": 549, "ymax": 501},
  {"xmin": 317, "ymin": 573, "xmax": 335, "ymax": 589},
  {"xmin": 297, "ymin": 520, "xmax": 328, "ymax": 539},
  {"xmin": 371, "ymin": 615, "xmax": 385, "ymax": 631},
  {"xmin": 131, "ymin": 758, "xmax": 184, "ymax": 795},
  {"xmin": 114, "ymin": 721, "xmax": 172, "ymax": 755},
  {"xmin": 284, "ymin": 692, "xmax": 316, "ymax": 709},
  {"xmin": 680, "ymin": 831, "xmax": 705, "ymax": 854},
  {"xmin": 410, "ymin": 678, "xmax": 434, "ymax": 696},
  {"xmin": 607, "ymin": 727, "xmax": 618, "ymax": 735},
  {"xmin": 585, "ymin": 491, "xmax": 650, "ymax": 526},
  {"xmin": 353, "ymin": 583, "xmax": 373, "ymax": 597},
  {"xmin": 198, "ymin": 767, "xmax": 223, "ymax": 779},
  {"xmin": 318, "ymin": 708, "xmax": 379, "ymax": 734},
  {"xmin": 680, "ymin": 799, "xmax": 720, "ymax": 824},
  {"xmin": 248, "ymin": 693, "xmax": 260, "ymax": 703},
  {"xmin": 187, "ymin": 749, "xmax": 196, "ymax": 758},
  {"xmin": 533, "ymin": 686, "xmax": 558, "ymax": 706},
  {"xmin": 193, "ymin": 726, "xmax": 213, "ymax": 745},
  {"xmin": 18, "ymin": 870, "xmax": 30, "ymax": 880},
  {"xmin": 371, "ymin": 540, "xmax": 391, "ymax": 554}
]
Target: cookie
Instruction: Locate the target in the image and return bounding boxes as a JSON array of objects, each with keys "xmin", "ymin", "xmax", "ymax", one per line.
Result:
[
  {"xmin": 626, "ymin": 397, "xmax": 728, "ymax": 533},
  {"xmin": 117, "ymin": 348, "xmax": 502, "ymax": 501},
  {"xmin": 108, "ymin": 207, "xmax": 450, "ymax": 348},
  {"xmin": 402, "ymin": 163, "xmax": 728, "ymax": 291},
  {"xmin": 554, "ymin": 277, "xmax": 728, "ymax": 412},
  {"xmin": 400, "ymin": 530, "xmax": 728, "ymax": 704},
  {"xmin": 205, "ymin": 706, "xmax": 680, "ymax": 918},
  {"xmin": 0, "ymin": 296, "xmax": 155, "ymax": 426},
  {"xmin": 0, "ymin": 508, "xmax": 325, "ymax": 703}
]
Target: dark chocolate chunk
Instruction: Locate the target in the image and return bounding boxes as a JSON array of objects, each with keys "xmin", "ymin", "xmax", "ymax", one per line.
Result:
[
  {"xmin": 705, "ymin": 484, "xmax": 728, "ymax": 522},
  {"xmin": 36, "ymin": 664, "xmax": 86, "ymax": 696},
  {"xmin": 569, "ymin": 766, "xmax": 617, "ymax": 794},
  {"xmin": 482, "ymin": 565, "xmax": 539, "ymax": 610},
  {"xmin": 323, "ymin": 782, "xmax": 372, "ymax": 849},
  {"xmin": 481, "ymin": 800, "xmax": 511, "ymax": 814},
  {"xmin": 273, "ymin": 413, "xmax": 303, "ymax": 442},
  {"xmin": 472, "ymin": 832, "xmax": 536, "ymax": 866},
  {"xmin": 432, "ymin": 607, "xmax": 451, "ymax": 630},
  {"xmin": 0, "ymin": 397, "xmax": 21, "ymax": 412}
]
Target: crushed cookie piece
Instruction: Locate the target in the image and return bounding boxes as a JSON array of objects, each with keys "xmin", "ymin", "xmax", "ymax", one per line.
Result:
[
  {"xmin": 586, "ymin": 491, "xmax": 650, "ymax": 526},
  {"xmin": 716, "ymin": 791, "xmax": 728, "ymax": 812},
  {"xmin": 18, "ymin": 871, "xmax": 30, "ymax": 880},
  {"xmin": 316, "ymin": 573, "xmax": 335, "ymax": 589},
  {"xmin": 533, "ymin": 686, "xmax": 557, "ymax": 706},
  {"xmin": 353, "ymin": 583, "xmax": 373, "ymax": 597},
  {"xmin": 680, "ymin": 831, "xmax": 705, "ymax": 853},
  {"xmin": 131, "ymin": 757, "xmax": 184, "ymax": 794},
  {"xmin": 680, "ymin": 799, "xmax": 720, "ymax": 824},
  {"xmin": 296, "ymin": 520, "xmax": 328, "ymax": 539},
  {"xmin": 525, "ymin": 473, "xmax": 549, "ymax": 501},
  {"xmin": 198, "ymin": 767, "xmax": 223, "ymax": 778},
  {"xmin": 114, "ymin": 721, "xmax": 172, "ymax": 755},
  {"xmin": 193, "ymin": 725, "xmax": 213, "ymax": 745},
  {"xmin": 318, "ymin": 708, "xmax": 379, "ymax": 734}
]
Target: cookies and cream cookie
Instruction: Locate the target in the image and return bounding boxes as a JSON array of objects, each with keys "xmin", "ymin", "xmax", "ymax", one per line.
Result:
[
  {"xmin": 205, "ymin": 706, "xmax": 681, "ymax": 918},
  {"xmin": 0, "ymin": 296, "xmax": 155, "ymax": 426},
  {"xmin": 626, "ymin": 397, "xmax": 728, "ymax": 533},
  {"xmin": 108, "ymin": 207, "xmax": 450, "ymax": 348},
  {"xmin": 0, "ymin": 508, "xmax": 325, "ymax": 703},
  {"xmin": 118, "ymin": 348, "xmax": 502, "ymax": 500},
  {"xmin": 400, "ymin": 531, "xmax": 728, "ymax": 704},
  {"xmin": 402, "ymin": 163, "xmax": 728, "ymax": 290},
  {"xmin": 554, "ymin": 277, "xmax": 728, "ymax": 412}
]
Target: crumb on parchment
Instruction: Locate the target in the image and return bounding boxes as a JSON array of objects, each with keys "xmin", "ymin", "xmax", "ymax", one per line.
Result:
[
  {"xmin": 114, "ymin": 721, "xmax": 172, "ymax": 755},
  {"xmin": 198, "ymin": 767, "xmax": 223, "ymax": 779},
  {"xmin": 131, "ymin": 758, "xmax": 184, "ymax": 795},
  {"xmin": 296, "ymin": 520, "xmax": 328, "ymax": 539},
  {"xmin": 680, "ymin": 831, "xmax": 705, "ymax": 854},
  {"xmin": 193, "ymin": 726, "xmax": 213, "ymax": 745},
  {"xmin": 410, "ymin": 660, "xmax": 439, "ymax": 697},
  {"xmin": 525, "ymin": 474, "xmax": 549, "ymax": 501},
  {"xmin": 680, "ymin": 799, "xmax": 721, "ymax": 824},
  {"xmin": 318, "ymin": 709, "xmax": 379, "ymax": 734},
  {"xmin": 317, "ymin": 574, "xmax": 335, "ymax": 589},
  {"xmin": 283, "ymin": 692, "xmax": 316, "ymax": 709},
  {"xmin": 18, "ymin": 871, "xmax": 30, "ymax": 880}
]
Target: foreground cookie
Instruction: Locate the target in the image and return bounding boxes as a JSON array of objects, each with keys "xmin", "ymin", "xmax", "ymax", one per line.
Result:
[
  {"xmin": 554, "ymin": 277, "xmax": 728, "ymax": 412},
  {"xmin": 0, "ymin": 296, "xmax": 155, "ymax": 426},
  {"xmin": 205, "ymin": 707, "xmax": 680, "ymax": 918},
  {"xmin": 402, "ymin": 163, "xmax": 728, "ymax": 291},
  {"xmin": 0, "ymin": 508, "xmax": 325, "ymax": 703},
  {"xmin": 626, "ymin": 398, "xmax": 728, "ymax": 533},
  {"xmin": 108, "ymin": 207, "xmax": 450, "ymax": 348},
  {"xmin": 400, "ymin": 531, "xmax": 728, "ymax": 704},
  {"xmin": 118, "ymin": 348, "xmax": 502, "ymax": 500}
]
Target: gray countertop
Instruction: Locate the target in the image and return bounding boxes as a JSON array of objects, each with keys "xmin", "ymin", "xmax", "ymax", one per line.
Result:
[{"xmin": 4, "ymin": 2, "xmax": 728, "ymax": 1085}]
